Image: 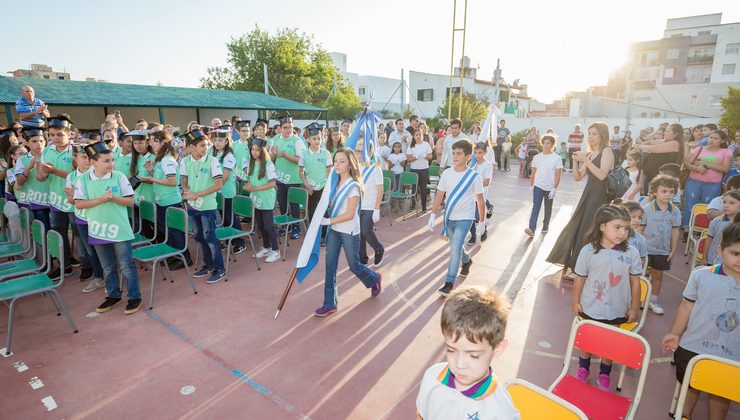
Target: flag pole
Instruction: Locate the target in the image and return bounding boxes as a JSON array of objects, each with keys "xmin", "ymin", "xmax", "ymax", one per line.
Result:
[{"xmin": 275, "ymin": 268, "xmax": 298, "ymax": 319}]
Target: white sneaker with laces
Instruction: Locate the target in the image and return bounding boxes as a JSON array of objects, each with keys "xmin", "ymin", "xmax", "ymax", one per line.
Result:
[
  {"xmin": 649, "ymin": 299, "xmax": 665, "ymax": 315},
  {"xmin": 265, "ymin": 250, "xmax": 281, "ymax": 263},
  {"xmin": 82, "ymin": 277, "xmax": 105, "ymax": 293},
  {"xmin": 254, "ymin": 248, "xmax": 270, "ymax": 258}
]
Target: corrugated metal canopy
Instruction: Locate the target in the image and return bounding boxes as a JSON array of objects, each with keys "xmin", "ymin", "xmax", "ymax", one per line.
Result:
[{"xmin": 0, "ymin": 77, "xmax": 325, "ymax": 112}]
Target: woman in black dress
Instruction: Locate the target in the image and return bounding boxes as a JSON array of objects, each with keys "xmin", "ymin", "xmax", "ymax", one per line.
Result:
[{"xmin": 546, "ymin": 122, "xmax": 614, "ymax": 279}]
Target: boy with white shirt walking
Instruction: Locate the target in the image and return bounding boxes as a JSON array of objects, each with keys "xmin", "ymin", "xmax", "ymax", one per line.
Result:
[
  {"xmin": 428, "ymin": 140, "xmax": 485, "ymax": 296},
  {"xmin": 525, "ymin": 135, "xmax": 562, "ymax": 236}
]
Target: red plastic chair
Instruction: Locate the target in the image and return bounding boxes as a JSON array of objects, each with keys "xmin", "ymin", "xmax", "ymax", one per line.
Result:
[
  {"xmin": 684, "ymin": 204, "xmax": 710, "ymax": 257},
  {"xmin": 548, "ymin": 319, "xmax": 650, "ymax": 420},
  {"xmin": 688, "ymin": 234, "xmax": 709, "ymax": 272}
]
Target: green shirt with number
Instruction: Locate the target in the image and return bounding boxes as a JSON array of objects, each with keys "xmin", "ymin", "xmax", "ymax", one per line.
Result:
[
  {"xmin": 41, "ymin": 145, "xmax": 74, "ymax": 212},
  {"xmin": 301, "ymin": 148, "xmax": 331, "ymax": 190},
  {"xmin": 18, "ymin": 154, "xmax": 49, "ymax": 209},
  {"xmin": 153, "ymin": 155, "xmax": 181, "ymax": 207},
  {"xmin": 273, "ymin": 135, "xmax": 303, "ymax": 185},
  {"xmin": 248, "ymin": 161, "xmax": 277, "ymax": 210},
  {"xmin": 75, "ymin": 170, "xmax": 134, "ymax": 242},
  {"xmin": 180, "ymin": 154, "xmax": 223, "ymax": 211},
  {"xmin": 134, "ymin": 153, "xmax": 156, "ymax": 205}
]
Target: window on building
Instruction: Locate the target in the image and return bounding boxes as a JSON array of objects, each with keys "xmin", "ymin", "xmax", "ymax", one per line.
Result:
[
  {"xmin": 664, "ymin": 68, "xmax": 675, "ymax": 78},
  {"xmin": 641, "ymin": 51, "xmax": 659, "ymax": 66},
  {"xmin": 727, "ymin": 43, "xmax": 740, "ymax": 55},
  {"xmin": 722, "ymin": 64, "xmax": 736, "ymax": 75},
  {"xmin": 690, "ymin": 95, "xmax": 698, "ymax": 109},
  {"xmin": 358, "ymin": 87, "xmax": 366, "ymax": 95},
  {"xmin": 43, "ymin": 75, "xmax": 50, "ymax": 79},
  {"xmin": 417, "ymin": 88, "xmax": 434, "ymax": 102},
  {"xmin": 58, "ymin": 76, "xmax": 66, "ymax": 80},
  {"xmin": 666, "ymin": 49, "xmax": 680, "ymax": 60},
  {"xmin": 445, "ymin": 87, "xmax": 461, "ymax": 98},
  {"xmin": 710, "ymin": 95, "xmax": 723, "ymax": 108}
]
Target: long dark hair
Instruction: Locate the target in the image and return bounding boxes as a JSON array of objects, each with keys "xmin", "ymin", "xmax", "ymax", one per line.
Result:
[
  {"xmin": 150, "ymin": 130, "xmax": 177, "ymax": 163},
  {"xmin": 586, "ymin": 204, "xmax": 631, "ymax": 253},
  {"xmin": 211, "ymin": 133, "xmax": 233, "ymax": 163},
  {"xmin": 667, "ymin": 123, "xmax": 685, "ymax": 163},
  {"xmin": 326, "ymin": 131, "xmax": 344, "ymax": 153},
  {"xmin": 248, "ymin": 144, "xmax": 268, "ymax": 180},
  {"xmin": 130, "ymin": 137, "xmax": 153, "ymax": 177}
]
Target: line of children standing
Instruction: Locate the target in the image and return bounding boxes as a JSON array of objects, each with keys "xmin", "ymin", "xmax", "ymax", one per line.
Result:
[
  {"xmin": 244, "ymin": 135, "xmax": 281, "ymax": 263},
  {"xmin": 211, "ymin": 129, "xmax": 247, "ymax": 255}
]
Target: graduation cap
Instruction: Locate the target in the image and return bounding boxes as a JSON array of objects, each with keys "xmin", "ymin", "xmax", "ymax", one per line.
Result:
[
  {"xmin": 83, "ymin": 141, "xmax": 110, "ymax": 159},
  {"xmin": 211, "ymin": 129, "xmax": 231, "ymax": 138},
  {"xmin": 183, "ymin": 129, "xmax": 207, "ymax": 145},
  {"xmin": 47, "ymin": 115, "xmax": 74, "ymax": 128},
  {"xmin": 122, "ymin": 129, "xmax": 150, "ymax": 141},
  {"xmin": 22, "ymin": 127, "xmax": 45, "ymax": 138},
  {"xmin": 252, "ymin": 138, "xmax": 267, "ymax": 149},
  {"xmin": 237, "ymin": 120, "xmax": 251, "ymax": 129},
  {"xmin": 0, "ymin": 128, "xmax": 16, "ymax": 140},
  {"xmin": 255, "ymin": 118, "xmax": 269, "ymax": 126},
  {"xmin": 305, "ymin": 123, "xmax": 322, "ymax": 137},
  {"xmin": 278, "ymin": 114, "xmax": 293, "ymax": 125}
]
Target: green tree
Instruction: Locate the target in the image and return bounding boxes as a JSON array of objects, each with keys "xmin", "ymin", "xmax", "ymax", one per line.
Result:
[
  {"xmin": 437, "ymin": 92, "xmax": 489, "ymax": 131},
  {"xmin": 200, "ymin": 26, "xmax": 361, "ymax": 120},
  {"xmin": 720, "ymin": 86, "xmax": 740, "ymax": 134}
]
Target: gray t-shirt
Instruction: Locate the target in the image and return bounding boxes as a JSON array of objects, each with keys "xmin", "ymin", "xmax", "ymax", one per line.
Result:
[
  {"xmin": 628, "ymin": 230, "xmax": 648, "ymax": 259},
  {"xmin": 640, "ymin": 200, "xmax": 682, "ymax": 255},
  {"xmin": 707, "ymin": 196, "xmax": 723, "ymax": 212},
  {"xmin": 706, "ymin": 215, "xmax": 732, "ymax": 265},
  {"xmin": 679, "ymin": 265, "xmax": 740, "ymax": 361},
  {"xmin": 574, "ymin": 243, "xmax": 642, "ymax": 320}
]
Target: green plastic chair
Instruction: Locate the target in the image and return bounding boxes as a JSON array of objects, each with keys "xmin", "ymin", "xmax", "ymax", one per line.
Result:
[
  {"xmin": 0, "ymin": 230, "xmax": 78, "ymax": 355},
  {"xmin": 216, "ymin": 195, "xmax": 260, "ymax": 275},
  {"xmin": 132, "ymin": 200, "xmax": 157, "ymax": 247},
  {"xmin": 273, "ymin": 187, "xmax": 308, "ymax": 260},
  {"xmin": 0, "ymin": 220, "xmax": 46, "ymax": 281},
  {"xmin": 382, "ymin": 170, "xmax": 395, "ymax": 189},
  {"xmin": 132, "ymin": 207, "xmax": 198, "ymax": 310},
  {"xmin": 381, "ymin": 177, "xmax": 393, "ymax": 226},
  {"xmin": 0, "ymin": 207, "xmax": 31, "ymax": 259},
  {"xmin": 216, "ymin": 193, "xmax": 225, "ymax": 228},
  {"xmin": 389, "ymin": 171, "xmax": 418, "ymax": 221}
]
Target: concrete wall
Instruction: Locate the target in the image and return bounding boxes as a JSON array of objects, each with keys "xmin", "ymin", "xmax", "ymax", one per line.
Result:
[{"xmin": 499, "ymin": 117, "xmax": 718, "ymax": 140}]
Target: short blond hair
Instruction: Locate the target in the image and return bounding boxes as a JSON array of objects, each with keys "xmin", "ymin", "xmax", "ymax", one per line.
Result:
[{"xmin": 441, "ymin": 286, "xmax": 510, "ymax": 348}]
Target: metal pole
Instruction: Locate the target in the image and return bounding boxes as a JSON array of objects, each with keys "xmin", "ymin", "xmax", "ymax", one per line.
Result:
[
  {"xmin": 458, "ymin": 0, "xmax": 468, "ymax": 119},
  {"xmin": 400, "ymin": 69, "xmax": 405, "ymax": 118},
  {"xmin": 625, "ymin": 55, "xmax": 635, "ymax": 134},
  {"xmin": 447, "ymin": 0, "xmax": 457, "ymax": 121},
  {"xmin": 275, "ymin": 269, "xmax": 298, "ymax": 319},
  {"xmin": 264, "ymin": 64, "xmax": 269, "ymax": 95}
]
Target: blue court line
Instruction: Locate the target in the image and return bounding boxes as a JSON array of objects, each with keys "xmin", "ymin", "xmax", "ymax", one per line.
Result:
[{"xmin": 146, "ymin": 311, "xmax": 311, "ymax": 419}]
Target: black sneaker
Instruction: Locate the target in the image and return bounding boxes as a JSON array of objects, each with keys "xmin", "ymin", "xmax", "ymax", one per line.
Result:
[
  {"xmin": 49, "ymin": 266, "xmax": 72, "ymax": 280},
  {"xmin": 167, "ymin": 258, "xmax": 185, "ymax": 271},
  {"xmin": 232, "ymin": 245, "xmax": 247, "ymax": 255},
  {"xmin": 438, "ymin": 282, "xmax": 454, "ymax": 297},
  {"xmin": 481, "ymin": 230, "xmax": 488, "ymax": 242},
  {"xmin": 467, "ymin": 236, "xmax": 476, "ymax": 245},
  {"xmin": 70, "ymin": 257, "xmax": 81, "ymax": 268},
  {"xmin": 460, "ymin": 258, "xmax": 473, "ymax": 277},
  {"xmin": 360, "ymin": 258, "xmax": 369, "ymax": 265},
  {"xmin": 486, "ymin": 209, "xmax": 493, "ymax": 219},
  {"xmin": 96, "ymin": 297, "xmax": 122, "ymax": 313},
  {"xmin": 79, "ymin": 265, "xmax": 93, "ymax": 281},
  {"xmin": 124, "ymin": 298, "xmax": 142, "ymax": 315},
  {"xmin": 373, "ymin": 251, "xmax": 384, "ymax": 267}
]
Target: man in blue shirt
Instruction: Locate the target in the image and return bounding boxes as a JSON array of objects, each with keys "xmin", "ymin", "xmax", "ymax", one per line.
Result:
[{"xmin": 15, "ymin": 85, "xmax": 49, "ymax": 129}]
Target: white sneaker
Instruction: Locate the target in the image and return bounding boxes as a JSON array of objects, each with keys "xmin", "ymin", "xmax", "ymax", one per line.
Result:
[
  {"xmin": 265, "ymin": 250, "xmax": 281, "ymax": 263},
  {"xmin": 649, "ymin": 300, "xmax": 665, "ymax": 315},
  {"xmin": 254, "ymin": 248, "xmax": 270, "ymax": 258},
  {"xmin": 82, "ymin": 277, "xmax": 105, "ymax": 293}
]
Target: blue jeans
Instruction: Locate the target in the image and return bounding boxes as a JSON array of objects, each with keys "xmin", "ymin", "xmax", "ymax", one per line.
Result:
[
  {"xmin": 94, "ymin": 241, "xmax": 141, "ymax": 300},
  {"xmin": 529, "ymin": 186, "xmax": 553, "ymax": 232},
  {"xmin": 682, "ymin": 177, "xmax": 722, "ymax": 227},
  {"xmin": 323, "ymin": 229, "xmax": 379, "ymax": 308},
  {"xmin": 189, "ymin": 209, "xmax": 225, "ymax": 272},
  {"xmin": 156, "ymin": 204, "xmax": 192, "ymax": 261},
  {"xmin": 359, "ymin": 210, "xmax": 384, "ymax": 262},
  {"xmin": 32, "ymin": 208, "xmax": 50, "ymax": 233},
  {"xmin": 446, "ymin": 219, "xmax": 473, "ymax": 284},
  {"xmin": 51, "ymin": 210, "xmax": 76, "ymax": 267},
  {"xmin": 76, "ymin": 223, "xmax": 103, "ymax": 278},
  {"xmin": 469, "ymin": 208, "xmax": 486, "ymax": 239}
]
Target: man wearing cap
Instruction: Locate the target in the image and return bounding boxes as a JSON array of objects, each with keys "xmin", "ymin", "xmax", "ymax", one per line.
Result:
[
  {"xmin": 15, "ymin": 85, "xmax": 50, "ymax": 129},
  {"xmin": 270, "ymin": 115, "xmax": 306, "ymax": 240},
  {"xmin": 38, "ymin": 115, "xmax": 79, "ymax": 279}
]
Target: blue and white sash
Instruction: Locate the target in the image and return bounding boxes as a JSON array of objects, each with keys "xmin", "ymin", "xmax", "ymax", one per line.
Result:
[
  {"xmin": 442, "ymin": 168, "xmax": 479, "ymax": 238},
  {"xmin": 361, "ymin": 164, "xmax": 378, "ymax": 185},
  {"xmin": 330, "ymin": 179, "xmax": 360, "ymax": 218}
]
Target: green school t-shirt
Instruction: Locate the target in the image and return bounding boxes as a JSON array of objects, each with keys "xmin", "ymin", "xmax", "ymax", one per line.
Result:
[
  {"xmin": 66, "ymin": 169, "xmax": 88, "ymax": 222},
  {"xmin": 248, "ymin": 161, "xmax": 277, "ymax": 210},
  {"xmin": 153, "ymin": 155, "xmax": 181, "ymax": 206},
  {"xmin": 41, "ymin": 145, "xmax": 74, "ymax": 212},
  {"xmin": 232, "ymin": 141, "xmax": 250, "ymax": 180},
  {"xmin": 134, "ymin": 153, "xmax": 156, "ymax": 205},
  {"xmin": 301, "ymin": 148, "xmax": 331, "ymax": 190},
  {"xmin": 114, "ymin": 151, "xmax": 132, "ymax": 175},
  {"xmin": 17, "ymin": 154, "xmax": 48, "ymax": 208},
  {"xmin": 273, "ymin": 135, "xmax": 304, "ymax": 185},
  {"xmin": 74, "ymin": 170, "xmax": 135, "ymax": 242},
  {"xmin": 215, "ymin": 151, "xmax": 238, "ymax": 199},
  {"xmin": 180, "ymin": 154, "xmax": 223, "ymax": 211}
]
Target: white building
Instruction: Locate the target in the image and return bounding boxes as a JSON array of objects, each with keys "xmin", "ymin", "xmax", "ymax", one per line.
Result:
[
  {"xmin": 330, "ymin": 52, "xmax": 404, "ymax": 114},
  {"xmin": 623, "ymin": 13, "xmax": 740, "ymax": 118}
]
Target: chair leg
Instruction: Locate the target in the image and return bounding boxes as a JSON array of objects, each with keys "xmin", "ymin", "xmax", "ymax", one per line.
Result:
[
  {"xmin": 224, "ymin": 240, "xmax": 232, "ymax": 279},
  {"xmin": 149, "ymin": 260, "xmax": 159, "ymax": 310},
  {"xmin": 50, "ymin": 290, "xmax": 78, "ymax": 333},
  {"xmin": 669, "ymin": 381, "xmax": 680, "ymax": 416},
  {"xmin": 247, "ymin": 236, "xmax": 260, "ymax": 270},
  {"xmin": 5, "ymin": 298, "xmax": 18, "ymax": 355},
  {"xmin": 282, "ymin": 226, "xmax": 289, "ymax": 261},
  {"xmin": 616, "ymin": 364, "xmax": 627, "ymax": 392},
  {"xmin": 162, "ymin": 259, "xmax": 173, "ymax": 283},
  {"xmin": 178, "ymin": 254, "xmax": 198, "ymax": 295},
  {"xmin": 46, "ymin": 292, "xmax": 61, "ymax": 316}
]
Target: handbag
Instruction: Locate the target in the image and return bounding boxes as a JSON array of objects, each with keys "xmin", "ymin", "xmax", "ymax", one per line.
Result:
[
  {"xmin": 680, "ymin": 147, "xmax": 702, "ymax": 187},
  {"xmin": 606, "ymin": 166, "xmax": 632, "ymax": 198}
]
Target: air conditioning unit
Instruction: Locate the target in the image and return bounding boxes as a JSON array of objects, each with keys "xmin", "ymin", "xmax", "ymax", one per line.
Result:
[
  {"xmin": 654, "ymin": 112, "xmax": 661, "ymax": 117},
  {"xmin": 641, "ymin": 112, "xmax": 648, "ymax": 117}
]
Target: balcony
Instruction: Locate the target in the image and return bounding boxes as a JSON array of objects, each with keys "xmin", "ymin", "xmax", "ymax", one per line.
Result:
[{"xmin": 687, "ymin": 54, "xmax": 714, "ymax": 64}]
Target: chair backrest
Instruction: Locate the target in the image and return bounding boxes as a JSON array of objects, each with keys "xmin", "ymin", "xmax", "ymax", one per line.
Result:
[
  {"xmin": 429, "ymin": 165, "xmax": 440, "ymax": 178},
  {"xmin": 31, "ymin": 219, "xmax": 45, "ymax": 247},
  {"xmin": 697, "ymin": 235, "xmax": 709, "ymax": 259},
  {"xmin": 638, "ymin": 276, "xmax": 651, "ymax": 305},
  {"xmin": 399, "ymin": 171, "xmax": 418, "ymax": 187},
  {"xmin": 46, "ymin": 230, "xmax": 64, "ymax": 281},
  {"xmin": 694, "ymin": 213, "xmax": 711, "ymax": 229},
  {"xmin": 383, "ymin": 177, "xmax": 391, "ymax": 193},
  {"xmin": 683, "ymin": 355, "xmax": 740, "ymax": 402},
  {"xmin": 139, "ymin": 200, "xmax": 156, "ymax": 224},
  {"xmin": 573, "ymin": 321, "xmax": 649, "ymax": 369},
  {"xmin": 232, "ymin": 195, "xmax": 255, "ymax": 234},
  {"xmin": 382, "ymin": 169, "xmax": 395, "ymax": 181},
  {"xmin": 216, "ymin": 193, "xmax": 224, "ymax": 211},
  {"xmin": 166, "ymin": 206, "xmax": 188, "ymax": 234},
  {"xmin": 505, "ymin": 379, "xmax": 587, "ymax": 420},
  {"xmin": 691, "ymin": 203, "xmax": 708, "ymax": 218},
  {"xmin": 287, "ymin": 187, "xmax": 308, "ymax": 210}
]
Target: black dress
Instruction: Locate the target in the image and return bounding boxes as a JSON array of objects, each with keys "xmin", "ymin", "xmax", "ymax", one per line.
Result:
[
  {"xmin": 641, "ymin": 141, "xmax": 679, "ymax": 192},
  {"xmin": 546, "ymin": 150, "xmax": 610, "ymax": 270}
]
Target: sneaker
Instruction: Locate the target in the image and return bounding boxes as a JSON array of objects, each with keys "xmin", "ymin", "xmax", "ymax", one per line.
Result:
[
  {"xmin": 486, "ymin": 209, "xmax": 493, "ymax": 219},
  {"xmin": 320, "ymin": 237, "xmax": 327, "ymax": 247},
  {"xmin": 597, "ymin": 374, "xmax": 611, "ymax": 391},
  {"xmin": 481, "ymin": 230, "xmax": 488, "ymax": 242},
  {"xmin": 82, "ymin": 277, "xmax": 105, "ymax": 293},
  {"xmin": 232, "ymin": 245, "xmax": 247, "ymax": 255},
  {"xmin": 649, "ymin": 299, "xmax": 665, "ymax": 315},
  {"xmin": 314, "ymin": 306, "xmax": 337, "ymax": 317},
  {"xmin": 373, "ymin": 251, "xmax": 384, "ymax": 267},
  {"xmin": 467, "ymin": 236, "xmax": 476, "ymax": 245},
  {"xmin": 575, "ymin": 367, "xmax": 590, "ymax": 383},
  {"xmin": 290, "ymin": 227, "xmax": 301, "ymax": 240},
  {"xmin": 206, "ymin": 269, "xmax": 226, "ymax": 284},
  {"xmin": 360, "ymin": 258, "xmax": 369, "ymax": 265},
  {"xmin": 193, "ymin": 266, "xmax": 213, "ymax": 278},
  {"xmin": 70, "ymin": 257, "xmax": 81, "ymax": 268},
  {"xmin": 254, "ymin": 248, "xmax": 270, "ymax": 258},
  {"xmin": 437, "ymin": 282, "xmax": 454, "ymax": 297},
  {"xmin": 124, "ymin": 298, "xmax": 142, "ymax": 315},
  {"xmin": 49, "ymin": 266, "xmax": 74, "ymax": 280},
  {"xmin": 524, "ymin": 228, "xmax": 535, "ymax": 237},
  {"xmin": 277, "ymin": 228, "xmax": 286, "ymax": 237},
  {"xmin": 96, "ymin": 297, "xmax": 122, "ymax": 313},
  {"xmin": 460, "ymin": 258, "xmax": 472, "ymax": 277},
  {"xmin": 79, "ymin": 265, "xmax": 93, "ymax": 281},
  {"xmin": 166, "ymin": 257, "xmax": 189, "ymax": 271},
  {"xmin": 371, "ymin": 273, "xmax": 382, "ymax": 297},
  {"xmin": 265, "ymin": 250, "xmax": 281, "ymax": 263}
]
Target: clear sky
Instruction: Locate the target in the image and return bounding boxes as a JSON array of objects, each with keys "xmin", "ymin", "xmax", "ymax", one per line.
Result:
[{"xmin": 2, "ymin": 0, "xmax": 737, "ymax": 104}]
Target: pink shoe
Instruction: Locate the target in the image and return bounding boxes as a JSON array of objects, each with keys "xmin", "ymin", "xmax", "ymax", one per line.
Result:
[
  {"xmin": 575, "ymin": 367, "xmax": 589, "ymax": 383},
  {"xmin": 597, "ymin": 373, "xmax": 611, "ymax": 391}
]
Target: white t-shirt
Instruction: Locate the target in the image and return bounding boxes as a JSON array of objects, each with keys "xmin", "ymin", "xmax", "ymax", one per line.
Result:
[
  {"xmin": 388, "ymin": 130, "xmax": 413, "ymax": 154},
  {"xmin": 378, "ymin": 144, "xmax": 392, "ymax": 162},
  {"xmin": 437, "ymin": 167, "xmax": 484, "ymax": 221},
  {"xmin": 330, "ymin": 180, "xmax": 361, "ymax": 235},
  {"xmin": 416, "ymin": 363, "xmax": 520, "ymax": 420},
  {"xmin": 439, "ymin": 134, "xmax": 470, "ymax": 168},
  {"xmin": 407, "ymin": 142, "xmax": 432, "ymax": 170},
  {"xmin": 361, "ymin": 167, "xmax": 383, "ymax": 211},
  {"xmin": 387, "ymin": 153, "xmax": 406, "ymax": 174},
  {"xmin": 474, "ymin": 160, "xmax": 493, "ymax": 196},
  {"xmin": 531, "ymin": 152, "xmax": 563, "ymax": 191}
]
